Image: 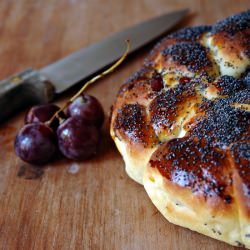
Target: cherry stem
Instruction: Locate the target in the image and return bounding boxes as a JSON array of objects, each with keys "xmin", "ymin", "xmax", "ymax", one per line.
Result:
[{"xmin": 47, "ymin": 40, "xmax": 130, "ymax": 126}]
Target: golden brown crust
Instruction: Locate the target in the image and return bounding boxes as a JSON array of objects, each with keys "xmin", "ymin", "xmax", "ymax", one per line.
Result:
[
  {"xmin": 110, "ymin": 9, "xmax": 250, "ymax": 248},
  {"xmin": 149, "ymin": 84, "xmax": 201, "ymax": 140},
  {"xmin": 143, "ymin": 166, "xmax": 242, "ymax": 247},
  {"xmin": 207, "ymin": 10, "xmax": 250, "ymax": 78},
  {"xmin": 211, "ymin": 9, "xmax": 250, "ymax": 59},
  {"xmin": 149, "ymin": 137, "xmax": 234, "ymax": 202}
]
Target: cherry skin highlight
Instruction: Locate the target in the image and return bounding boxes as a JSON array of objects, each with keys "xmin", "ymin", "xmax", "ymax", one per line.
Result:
[
  {"xmin": 66, "ymin": 95, "xmax": 104, "ymax": 128},
  {"xmin": 14, "ymin": 123, "xmax": 57, "ymax": 165},
  {"xmin": 25, "ymin": 104, "xmax": 60, "ymax": 124},
  {"xmin": 57, "ymin": 117, "xmax": 100, "ymax": 160}
]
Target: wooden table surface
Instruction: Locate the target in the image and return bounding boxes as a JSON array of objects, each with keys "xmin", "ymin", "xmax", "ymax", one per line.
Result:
[{"xmin": 0, "ymin": 1, "xmax": 249, "ymax": 249}]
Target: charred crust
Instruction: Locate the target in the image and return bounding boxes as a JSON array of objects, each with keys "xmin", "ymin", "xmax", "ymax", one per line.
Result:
[{"xmin": 162, "ymin": 42, "xmax": 212, "ymax": 72}]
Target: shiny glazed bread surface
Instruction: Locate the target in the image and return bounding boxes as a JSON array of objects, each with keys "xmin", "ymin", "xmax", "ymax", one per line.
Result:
[{"xmin": 110, "ymin": 10, "xmax": 250, "ymax": 248}]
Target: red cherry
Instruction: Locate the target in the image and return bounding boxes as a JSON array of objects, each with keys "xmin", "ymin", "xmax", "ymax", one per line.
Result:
[{"xmin": 66, "ymin": 95, "xmax": 105, "ymax": 128}]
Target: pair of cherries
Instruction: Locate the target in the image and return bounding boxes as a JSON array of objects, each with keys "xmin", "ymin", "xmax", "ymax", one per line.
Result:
[{"xmin": 14, "ymin": 95, "xmax": 104, "ymax": 165}]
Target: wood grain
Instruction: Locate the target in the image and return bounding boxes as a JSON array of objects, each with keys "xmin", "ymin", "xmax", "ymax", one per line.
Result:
[{"xmin": 0, "ymin": 0, "xmax": 249, "ymax": 249}]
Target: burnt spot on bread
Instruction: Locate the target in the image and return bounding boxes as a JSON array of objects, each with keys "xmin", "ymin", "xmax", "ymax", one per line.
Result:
[
  {"xmin": 149, "ymin": 137, "xmax": 233, "ymax": 201},
  {"xmin": 114, "ymin": 104, "xmax": 157, "ymax": 146},
  {"xmin": 212, "ymin": 9, "xmax": 250, "ymax": 36},
  {"xmin": 162, "ymin": 42, "xmax": 212, "ymax": 72}
]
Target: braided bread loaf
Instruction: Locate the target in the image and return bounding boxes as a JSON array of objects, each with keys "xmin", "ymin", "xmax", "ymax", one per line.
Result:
[{"xmin": 110, "ymin": 10, "xmax": 250, "ymax": 248}]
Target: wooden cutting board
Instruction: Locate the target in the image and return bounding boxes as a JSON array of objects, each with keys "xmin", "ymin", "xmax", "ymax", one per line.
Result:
[{"xmin": 0, "ymin": 1, "xmax": 249, "ymax": 249}]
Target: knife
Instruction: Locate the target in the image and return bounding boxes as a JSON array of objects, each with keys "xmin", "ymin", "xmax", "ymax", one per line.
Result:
[{"xmin": 0, "ymin": 9, "xmax": 188, "ymax": 123}]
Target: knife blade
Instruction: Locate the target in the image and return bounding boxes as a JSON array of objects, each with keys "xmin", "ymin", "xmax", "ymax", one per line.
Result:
[{"xmin": 0, "ymin": 9, "xmax": 188, "ymax": 123}]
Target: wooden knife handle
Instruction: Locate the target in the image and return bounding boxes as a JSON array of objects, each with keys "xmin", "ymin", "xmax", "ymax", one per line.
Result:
[{"xmin": 0, "ymin": 69, "xmax": 55, "ymax": 123}]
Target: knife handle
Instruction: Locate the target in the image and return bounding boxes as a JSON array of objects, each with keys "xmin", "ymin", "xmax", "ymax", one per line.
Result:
[{"xmin": 0, "ymin": 68, "xmax": 55, "ymax": 123}]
